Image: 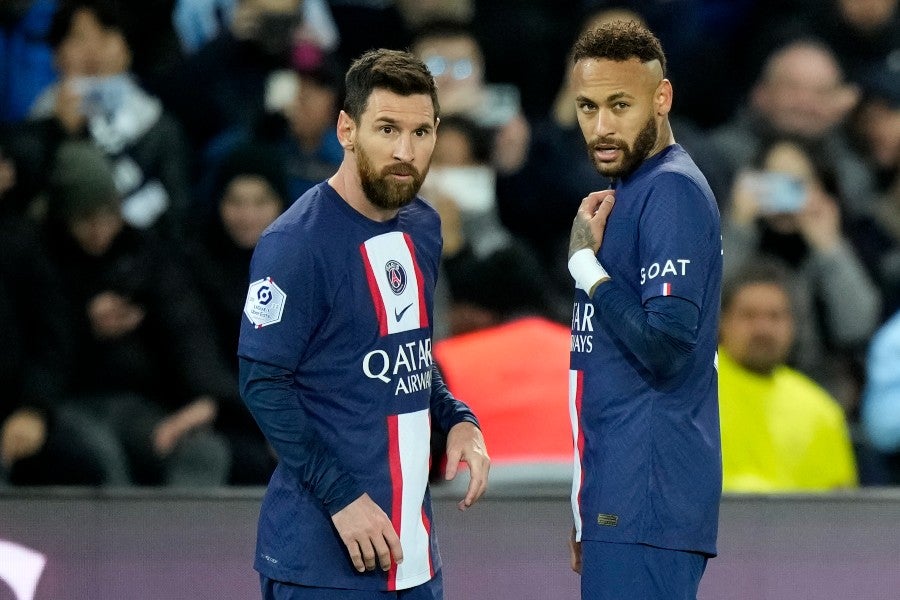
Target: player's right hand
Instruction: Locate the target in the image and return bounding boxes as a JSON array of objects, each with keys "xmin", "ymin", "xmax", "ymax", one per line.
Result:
[
  {"xmin": 568, "ymin": 189, "xmax": 615, "ymax": 259},
  {"xmin": 569, "ymin": 526, "xmax": 582, "ymax": 574},
  {"xmin": 331, "ymin": 493, "xmax": 403, "ymax": 573}
]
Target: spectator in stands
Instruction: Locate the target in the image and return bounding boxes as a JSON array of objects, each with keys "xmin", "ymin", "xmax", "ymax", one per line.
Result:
[
  {"xmin": 410, "ymin": 20, "xmax": 530, "ymax": 176},
  {"xmin": 0, "ymin": 215, "xmax": 131, "ymax": 486},
  {"xmin": 853, "ymin": 56, "xmax": 900, "ymax": 194},
  {"xmin": 184, "ymin": 143, "xmax": 285, "ymax": 484},
  {"xmin": 420, "ymin": 115, "xmax": 562, "ymax": 336},
  {"xmin": 42, "ymin": 141, "xmax": 235, "ymax": 486},
  {"xmin": 195, "ymin": 44, "xmax": 344, "ymax": 216},
  {"xmin": 11, "ymin": 0, "xmax": 191, "ymax": 239},
  {"xmin": 722, "ymin": 137, "xmax": 880, "ymax": 408},
  {"xmin": 861, "ymin": 308, "xmax": 900, "ymax": 484},
  {"xmin": 1, "ymin": 143, "xmax": 129, "ymax": 486},
  {"xmin": 0, "ymin": 0, "xmax": 57, "ymax": 124},
  {"xmin": 718, "ymin": 261, "xmax": 858, "ymax": 492},
  {"xmin": 156, "ymin": 0, "xmax": 306, "ymax": 156},
  {"xmin": 848, "ymin": 56, "xmax": 900, "ymax": 317},
  {"xmin": 172, "ymin": 0, "xmax": 338, "ymax": 59},
  {"xmin": 799, "ymin": 0, "xmax": 899, "ymax": 81},
  {"xmin": 711, "ymin": 38, "xmax": 876, "ymax": 219}
]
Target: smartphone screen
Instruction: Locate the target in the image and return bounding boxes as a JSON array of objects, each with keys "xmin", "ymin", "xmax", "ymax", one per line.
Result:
[{"xmin": 744, "ymin": 171, "xmax": 807, "ymax": 214}]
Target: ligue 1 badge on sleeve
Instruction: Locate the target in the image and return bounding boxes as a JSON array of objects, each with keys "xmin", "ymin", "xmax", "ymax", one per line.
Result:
[{"xmin": 244, "ymin": 277, "xmax": 287, "ymax": 329}]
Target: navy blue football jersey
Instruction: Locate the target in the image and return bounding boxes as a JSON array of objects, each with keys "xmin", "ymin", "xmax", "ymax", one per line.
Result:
[
  {"xmin": 569, "ymin": 144, "xmax": 722, "ymax": 556},
  {"xmin": 239, "ymin": 182, "xmax": 448, "ymax": 590}
]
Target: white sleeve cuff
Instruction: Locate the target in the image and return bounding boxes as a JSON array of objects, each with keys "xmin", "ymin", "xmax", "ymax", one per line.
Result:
[{"xmin": 567, "ymin": 248, "xmax": 610, "ymax": 294}]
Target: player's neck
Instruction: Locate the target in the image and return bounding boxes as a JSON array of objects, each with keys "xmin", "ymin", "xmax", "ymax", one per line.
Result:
[
  {"xmin": 647, "ymin": 119, "xmax": 676, "ymax": 160},
  {"xmin": 329, "ymin": 163, "xmax": 400, "ymax": 223}
]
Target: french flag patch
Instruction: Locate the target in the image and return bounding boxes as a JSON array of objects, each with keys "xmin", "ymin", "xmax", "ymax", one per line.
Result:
[{"xmin": 661, "ymin": 282, "xmax": 672, "ymax": 296}]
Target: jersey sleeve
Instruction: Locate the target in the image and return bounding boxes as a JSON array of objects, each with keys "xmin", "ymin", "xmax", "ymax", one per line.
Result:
[
  {"xmin": 429, "ymin": 364, "xmax": 479, "ymax": 433},
  {"xmin": 638, "ymin": 172, "xmax": 720, "ymax": 309},
  {"xmin": 238, "ymin": 230, "xmax": 323, "ymax": 371}
]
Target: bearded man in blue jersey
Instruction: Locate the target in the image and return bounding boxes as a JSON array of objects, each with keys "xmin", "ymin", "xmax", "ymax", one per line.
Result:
[
  {"xmin": 565, "ymin": 20, "xmax": 722, "ymax": 600},
  {"xmin": 238, "ymin": 48, "xmax": 490, "ymax": 600}
]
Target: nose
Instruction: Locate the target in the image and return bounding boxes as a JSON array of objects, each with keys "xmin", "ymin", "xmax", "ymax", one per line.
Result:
[
  {"xmin": 393, "ymin": 134, "xmax": 415, "ymax": 163},
  {"xmin": 593, "ymin": 109, "xmax": 614, "ymax": 138}
]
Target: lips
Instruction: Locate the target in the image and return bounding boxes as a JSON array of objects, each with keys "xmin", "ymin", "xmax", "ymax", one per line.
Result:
[
  {"xmin": 386, "ymin": 165, "xmax": 418, "ymax": 177},
  {"xmin": 593, "ymin": 146, "xmax": 621, "ymax": 161}
]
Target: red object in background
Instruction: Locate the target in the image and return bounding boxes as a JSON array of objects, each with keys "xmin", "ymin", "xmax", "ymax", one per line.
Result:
[{"xmin": 434, "ymin": 317, "xmax": 574, "ymax": 465}]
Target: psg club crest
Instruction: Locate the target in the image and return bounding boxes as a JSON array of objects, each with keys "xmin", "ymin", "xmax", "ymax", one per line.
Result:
[{"xmin": 385, "ymin": 260, "xmax": 407, "ymax": 295}]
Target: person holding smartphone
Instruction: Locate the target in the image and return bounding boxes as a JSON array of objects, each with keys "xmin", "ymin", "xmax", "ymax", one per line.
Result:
[{"xmin": 723, "ymin": 138, "xmax": 881, "ymax": 404}]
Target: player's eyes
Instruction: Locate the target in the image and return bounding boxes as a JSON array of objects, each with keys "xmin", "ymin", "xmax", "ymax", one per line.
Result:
[{"xmin": 380, "ymin": 126, "xmax": 394, "ymax": 134}]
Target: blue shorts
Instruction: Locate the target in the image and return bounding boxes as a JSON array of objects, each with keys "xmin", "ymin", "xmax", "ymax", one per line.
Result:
[
  {"xmin": 261, "ymin": 571, "xmax": 443, "ymax": 600},
  {"xmin": 581, "ymin": 541, "xmax": 707, "ymax": 600}
]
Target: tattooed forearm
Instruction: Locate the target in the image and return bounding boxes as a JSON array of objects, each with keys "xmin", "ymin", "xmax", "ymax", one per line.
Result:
[{"xmin": 569, "ymin": 218, "xmax": 596, "ymax": 258}]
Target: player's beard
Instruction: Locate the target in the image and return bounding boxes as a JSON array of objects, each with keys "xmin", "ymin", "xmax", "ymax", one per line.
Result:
[
  {"xmin": 588, "ymin": 115, "xmax": 658, "ymax": 179},
  {"xmin": 356, "ymin": 142, "xmax": 427, "ymax": 211}
]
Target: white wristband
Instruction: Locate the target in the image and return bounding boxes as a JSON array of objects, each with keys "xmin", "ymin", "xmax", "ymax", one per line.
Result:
[{"xmin": 568, "ymin": 249, "xmax": 610, "ymax": 294}]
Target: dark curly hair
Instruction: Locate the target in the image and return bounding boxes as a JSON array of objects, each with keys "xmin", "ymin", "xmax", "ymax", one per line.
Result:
[
  {"xmin": 343, "ymin": 49, "xmax": 440, "ymax": 122},
  {"xmin": 572, "ymin": 20, "xmax": 666, "ymax": 77}
]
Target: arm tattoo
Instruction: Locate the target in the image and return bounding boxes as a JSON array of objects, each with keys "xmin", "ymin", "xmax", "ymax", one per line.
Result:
[{"xmin": 569, "ymin": 219, "xmax": 596, "ymax": 258}]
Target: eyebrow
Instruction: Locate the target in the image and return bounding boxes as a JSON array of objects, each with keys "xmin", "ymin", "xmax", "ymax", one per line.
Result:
[
  {"xmin": 374, "ymin": 116, "xmax": 434, "ymax": 130},
  {"xmin": 575, "ymin": 92, "xmax": 635, "ymax": 105},
  {"xmin": 607, "ymin": 92, "xmax": 633, "ymax": 101}
]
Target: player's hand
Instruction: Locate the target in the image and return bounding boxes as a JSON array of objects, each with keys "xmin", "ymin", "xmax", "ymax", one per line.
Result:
[
  {"xmin": 444, "ymin": 421, "xmax": 490, "ymax": 511},
  {"xmin": 331, "ymin": 493, "xmax": 404, "ymax": 573},
  {"xmin": 568, "ymin": 190, "xmax": 615, "ymax": 259},
  {"xmin": 569, "ymin": 527, "xmax": 582, "ymax": 574}
]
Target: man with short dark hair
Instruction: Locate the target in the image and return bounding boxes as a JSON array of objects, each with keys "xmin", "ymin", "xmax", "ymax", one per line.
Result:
[
  {"xmin": 564, "ymin": 20, "xmax": 722, "ymax": 599},
  {"xmin": 238, "ymin": 48, "xmax": 489, "ymax": 600}
]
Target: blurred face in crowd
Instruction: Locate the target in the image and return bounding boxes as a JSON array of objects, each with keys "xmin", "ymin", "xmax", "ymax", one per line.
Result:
[
  {"xmin": 857, "ymin": 99, "xmax": 900, "ymax": 169},
  {"xmin": 413, "ymin": 34, "xmax": 483, "ymax": 115},
  {"xmin": 720, "ymin": 282, "xmax": 795, "ymax": 375},
  {"xmin": 233, "ymin": 0, "xmax": 302, "ymax": 55},
  {"xmin": 55, "ymin": 8, "xmax": 130, "ymax": 77},
  {"xmin": 431, "ymin": 126, "xmax": 474, "ymax": 167},
  {"xmin": 572, "ymin": 56, "xmax": 670, "ymax": 179},
  {"xmin": 752, "ymin": 43, "xmax": 858, "ymax": 139},
  {"xmin": 286, "ymin": 75, "xmax": 339, "ymax": 148},
  {"xmin": 758, "ymin": 140, "xmax": 824, "ymax": 234},
  {"xmin": 220, "ymin": 176, "xmax": 283, "ymax": 249},
  {"xmin": 68, "ymin": 208, "xmax": 123, "ymax": 256},
  {"xmin": 342, "ymin": 88, "xmax": 437, "ymax": 211},
  {"xmin": 838, "ymin": 0, "xmax": 897, "ymax": 32}
]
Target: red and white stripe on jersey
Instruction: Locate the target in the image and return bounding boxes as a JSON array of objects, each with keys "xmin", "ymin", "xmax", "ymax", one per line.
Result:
[
  {"xmin": 661, "ymin": 282, "xmax": 672, "ymax": 296},
  {"xmin": 360, "ymin": 232, "xmax": 429, "ymax": 336},
  {"xmin": 569, "ymin": 369, "xmax": 585, "ymax": 541},
  {"xmin": 386, "ymin": 408, "xmax": 433, "ymax": 590}
]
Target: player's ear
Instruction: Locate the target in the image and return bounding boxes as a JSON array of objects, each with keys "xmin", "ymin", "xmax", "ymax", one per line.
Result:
[
  {"xmin": 656, "ymin": 79, "xmax": 673, "ymax": 116},
  {"xmin": 337, "ymin": 110, "xmax": 355, "ymax": 150}
]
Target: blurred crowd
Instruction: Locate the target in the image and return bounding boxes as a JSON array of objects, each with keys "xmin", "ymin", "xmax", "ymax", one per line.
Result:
[{"xmin": 1, "ymin": 0, "xmax": 899, "ymax": 488}]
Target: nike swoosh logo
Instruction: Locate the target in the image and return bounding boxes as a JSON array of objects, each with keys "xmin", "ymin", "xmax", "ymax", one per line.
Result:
[{"xmin": 394, "ymin": 303, "xmax": 413, "ymax": 322}]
